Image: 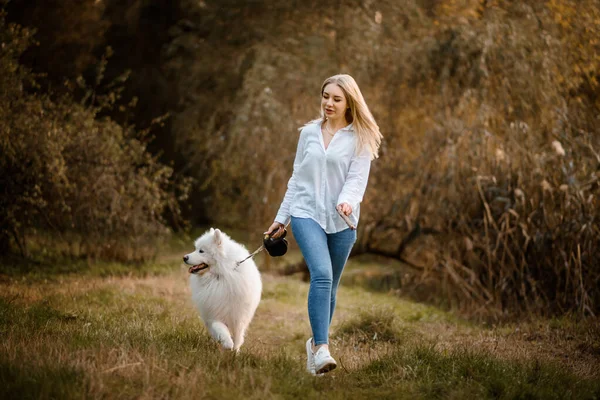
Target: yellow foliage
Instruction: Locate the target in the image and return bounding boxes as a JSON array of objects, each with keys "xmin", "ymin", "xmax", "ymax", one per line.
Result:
[
  {"xmin": 547, "ymin": 0, "xmax": 600, "ymax": 90},
  {"xmin": 436, "ymin": 0, "xmax": 485, "ymax": 21}
]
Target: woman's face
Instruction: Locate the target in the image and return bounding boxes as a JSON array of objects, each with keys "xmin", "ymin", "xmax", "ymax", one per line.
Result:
[{"xmin": 321, "ymin": 83, "xmax": 348, "ymax": 123}]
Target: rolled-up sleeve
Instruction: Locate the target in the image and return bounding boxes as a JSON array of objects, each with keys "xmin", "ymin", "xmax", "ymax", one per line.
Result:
[
  {"xmin": 336, "ymin": 148, "xmax": 371, "ymax": 212},
  {"xmin": 274, "ymin": 130, "xmax": 306, "ymax": 225}
]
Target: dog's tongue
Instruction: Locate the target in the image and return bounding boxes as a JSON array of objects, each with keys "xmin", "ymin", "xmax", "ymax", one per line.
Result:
[{"xmin": 188, "ymin": 264, "xmax": 207, "ymax": 274}]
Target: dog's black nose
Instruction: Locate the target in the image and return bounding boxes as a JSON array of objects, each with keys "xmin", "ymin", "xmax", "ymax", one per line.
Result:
[{"xmin": 183, "ymin": 255, "xmax": 189, "ymax": 262}]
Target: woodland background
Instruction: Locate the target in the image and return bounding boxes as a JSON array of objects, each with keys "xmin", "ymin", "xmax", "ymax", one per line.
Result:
[{"xmin": 1, "ymin": 0, "xmax": 599, "ymax": 319}]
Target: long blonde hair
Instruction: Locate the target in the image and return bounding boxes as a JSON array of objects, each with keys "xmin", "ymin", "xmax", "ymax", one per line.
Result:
[{"xmin": 316, "ymin": 74, "xmax": 383, "ymax": 160}]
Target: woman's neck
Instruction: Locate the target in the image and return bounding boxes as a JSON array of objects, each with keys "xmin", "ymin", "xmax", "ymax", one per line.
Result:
[{"xmin": 325, "ymin": 117, "xmax": 347, "ymax": 132}]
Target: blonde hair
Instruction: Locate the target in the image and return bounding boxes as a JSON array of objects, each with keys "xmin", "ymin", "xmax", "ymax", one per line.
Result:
[{"xmin": 310, "ymin": 74, "xmax": 383, "ymax": 160}]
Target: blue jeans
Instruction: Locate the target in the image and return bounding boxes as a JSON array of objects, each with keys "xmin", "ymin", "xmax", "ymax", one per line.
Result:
[{"xmin": 291, "ymin": 216, "xmax": 357, "ymax": 346}]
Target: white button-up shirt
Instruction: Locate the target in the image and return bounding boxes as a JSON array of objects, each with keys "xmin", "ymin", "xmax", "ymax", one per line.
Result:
[{"xmin": 275, "ymin": 120, "xmax": 372, "ymax": 233}]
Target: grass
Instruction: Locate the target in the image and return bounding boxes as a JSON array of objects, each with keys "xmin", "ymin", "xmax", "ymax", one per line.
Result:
[{"xmin": 1, "ymin": 245, "xmax": 599, "ymax": 399}]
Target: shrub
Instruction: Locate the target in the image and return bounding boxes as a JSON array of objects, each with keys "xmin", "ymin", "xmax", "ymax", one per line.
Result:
[
  {"xmin": 365, "ymin": 0, "xmax": 600, "ymax": 317},
  {"xmin": 0, "ymin": 13, "xmax": 190, "ymax": 262}
]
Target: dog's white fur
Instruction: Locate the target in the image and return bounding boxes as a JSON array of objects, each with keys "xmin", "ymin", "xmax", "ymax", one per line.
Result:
[{"xmin": 183, "ymin": 228, "xmax": 262, "ymax": 351}]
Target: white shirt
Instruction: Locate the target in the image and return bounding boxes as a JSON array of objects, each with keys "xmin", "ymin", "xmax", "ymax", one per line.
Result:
[{"xmin": 275, "ymin": 120, "xmax": 372, "ymax": 233}]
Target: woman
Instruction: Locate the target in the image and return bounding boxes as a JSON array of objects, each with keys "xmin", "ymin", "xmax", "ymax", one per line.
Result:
[{"xmin": 265, "ymin": 74, "xmax": 382, "ymax": 375}]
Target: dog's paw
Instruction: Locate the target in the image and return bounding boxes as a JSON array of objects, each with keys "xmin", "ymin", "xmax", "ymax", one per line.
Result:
[{"xmin": 220, "ymin": 336, "xmax": 234, "ymax": 350}]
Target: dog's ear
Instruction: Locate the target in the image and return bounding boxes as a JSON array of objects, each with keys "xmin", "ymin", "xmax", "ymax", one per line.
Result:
[
  {"xmin": 209, "ymin": 227, "xmax": 215, "ymax": 234},
  {"xmin": 213, "ymin": 228, "xmax": 223, "ymax": 247}
]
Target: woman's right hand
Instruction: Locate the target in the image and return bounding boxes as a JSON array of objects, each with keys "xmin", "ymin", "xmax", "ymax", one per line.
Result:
[{"xmin": 264, "ymin": 222, "xmax": 285, "ymax": 238}]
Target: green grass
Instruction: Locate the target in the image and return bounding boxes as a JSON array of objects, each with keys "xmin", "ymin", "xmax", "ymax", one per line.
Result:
[
  {"xmin": 0, "ymin": 254, "xmax": 178, "ymax": 282},
  {"xmin": 357, "ymin": 345, "xmax": 600, "ymax": 399},
  {"xmin": 0, "ymin": 360, "xmax": 89, "ymax": 400},
  {"xmin": 1, "ymin": 252, "xmax": 599, "ymax": 399}
]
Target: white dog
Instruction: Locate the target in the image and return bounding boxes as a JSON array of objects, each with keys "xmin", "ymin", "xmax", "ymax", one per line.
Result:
[{"xmin": 183, "ymin": 228, "xmax": 262, "ymax": 351}]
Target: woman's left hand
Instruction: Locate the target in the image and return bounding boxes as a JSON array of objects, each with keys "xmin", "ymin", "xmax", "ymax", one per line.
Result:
[{"xmin": 337, "ymin": 202, "xmax": 352, "ymax": 216}]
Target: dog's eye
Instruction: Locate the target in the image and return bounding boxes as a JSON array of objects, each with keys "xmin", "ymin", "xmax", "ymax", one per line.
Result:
[{"xmin": 198, "ymin": 249, "xmax": 204, "ymax": 253}]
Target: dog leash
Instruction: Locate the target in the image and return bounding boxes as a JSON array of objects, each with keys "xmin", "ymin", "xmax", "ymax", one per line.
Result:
[
  {"xmin": 235, "ymin": 208, "xmax": 355, "ymax": 269},
  {"xmin": 235, "ymin": 244, "xmax": 266, "ymax": 267}
]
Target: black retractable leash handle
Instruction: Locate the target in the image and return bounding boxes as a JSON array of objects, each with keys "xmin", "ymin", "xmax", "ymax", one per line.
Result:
[
  {"xmin": 235, "ymin": 226, "xmax": 288, "ymax": 268},
  {"xmin": 263, "ymin": 227, "xmax": 288, "ymax": 257}
]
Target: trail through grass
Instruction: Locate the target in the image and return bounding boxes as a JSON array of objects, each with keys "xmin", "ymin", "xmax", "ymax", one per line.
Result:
[{"xmin": 1, "ymin": 247, "xmax": 599, "ymax": 399}]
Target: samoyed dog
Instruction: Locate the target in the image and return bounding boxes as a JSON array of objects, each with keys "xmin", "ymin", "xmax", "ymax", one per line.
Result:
[{"xmin": 183, "ymin": 228, "xmax": 262, "ymax": 351}]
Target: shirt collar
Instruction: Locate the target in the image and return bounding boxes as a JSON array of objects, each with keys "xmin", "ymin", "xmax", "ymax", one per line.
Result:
[{"xmin": 341, "ymin": 123, "xmax": 354, "ymax": 132}]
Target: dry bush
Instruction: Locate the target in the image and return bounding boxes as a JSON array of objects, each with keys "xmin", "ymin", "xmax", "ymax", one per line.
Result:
[
  {"xmin": 366, "ymin": 0, "xmax": 600, "ymax": 317},
  {"xmin": 0, "ymin": 14, "xmax": 190, "ymax": 262}
]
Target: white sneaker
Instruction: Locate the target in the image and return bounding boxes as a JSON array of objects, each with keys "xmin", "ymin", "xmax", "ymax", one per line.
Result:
[
  {"xmin": 313, "ymin": 345, "xmax": 337, "ymax": 374},
  {"xmin": 306, "ymin": 338, "xmax": 316, "ymax": 375}
]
